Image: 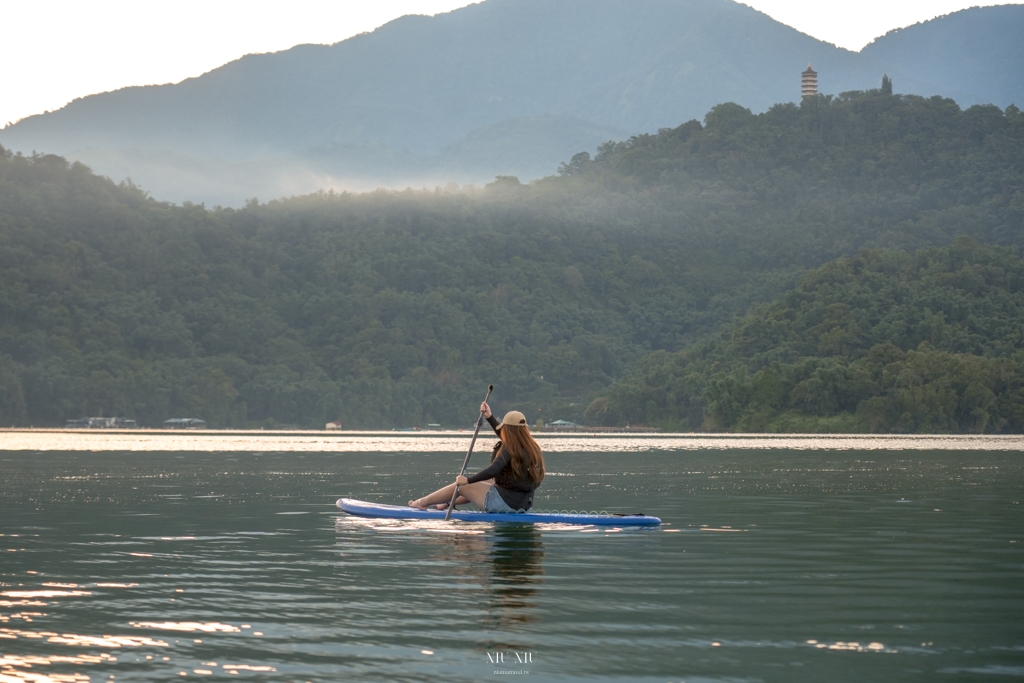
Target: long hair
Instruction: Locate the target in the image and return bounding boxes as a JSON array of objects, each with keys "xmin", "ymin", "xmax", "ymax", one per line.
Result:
[{"xmin": 500, "ymin": 424, "xmax": 545, "ymax": 484}]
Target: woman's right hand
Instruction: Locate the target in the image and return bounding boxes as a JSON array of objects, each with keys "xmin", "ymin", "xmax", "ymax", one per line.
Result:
[{"xmin": 480, "ymin": 401, "xmax": 492, "ymax": 418}]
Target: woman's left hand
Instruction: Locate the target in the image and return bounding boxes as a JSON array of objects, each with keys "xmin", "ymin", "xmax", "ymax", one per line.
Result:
[{"xmin": 455, "ymin": 475, "xmax": 468, "ymax": 486}]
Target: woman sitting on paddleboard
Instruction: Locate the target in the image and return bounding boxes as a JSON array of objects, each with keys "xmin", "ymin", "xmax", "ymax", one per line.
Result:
[{"xmin": 409, "ymin": 402, "xmax": 545, "ymax": 512}]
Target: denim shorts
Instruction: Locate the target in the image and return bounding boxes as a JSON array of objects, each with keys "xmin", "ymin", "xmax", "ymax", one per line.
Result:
[{"xmin": 483, "ymin": 485, "xmax": 517, "ymax": 513}]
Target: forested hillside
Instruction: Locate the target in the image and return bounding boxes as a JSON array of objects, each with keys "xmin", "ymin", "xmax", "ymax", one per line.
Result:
[
  {"xmin": 589, "ymin": 241, "xmax": 1024, "ymax": 433},
  {"xmin": 1, "ymin": 91, "xmax": 1021, "ymax": 430}
]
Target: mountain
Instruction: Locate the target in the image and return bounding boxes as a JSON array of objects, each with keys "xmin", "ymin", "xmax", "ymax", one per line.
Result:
[
  {"xmin": 862, "ymin": 5, "xmax": 1024, "ymax": 110},
  {"xmin": 0, "ymin": 0, "xmax": 1020, "ymax": 206}
]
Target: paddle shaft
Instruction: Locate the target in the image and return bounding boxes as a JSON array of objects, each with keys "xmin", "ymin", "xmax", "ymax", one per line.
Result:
[{"xmin": 445, "ymin": 385, "xmax": 493, "ymax": 520}]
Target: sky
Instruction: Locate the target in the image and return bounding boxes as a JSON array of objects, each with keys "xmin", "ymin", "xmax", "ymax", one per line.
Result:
[{"xmin": 0, "ymin": 0, "xmax": 1013, "ymax": 127}]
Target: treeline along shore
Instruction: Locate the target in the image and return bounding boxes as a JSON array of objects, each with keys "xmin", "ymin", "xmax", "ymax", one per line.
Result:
[{"xmin": 1, "ymin": 90, "xmax": 1022, "ymax": 432}]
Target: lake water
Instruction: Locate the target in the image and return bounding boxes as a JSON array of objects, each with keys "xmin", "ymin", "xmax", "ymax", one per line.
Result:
[{"xmin": 1, "ymin": 432, "xmax": 1022, "ymax": 682}]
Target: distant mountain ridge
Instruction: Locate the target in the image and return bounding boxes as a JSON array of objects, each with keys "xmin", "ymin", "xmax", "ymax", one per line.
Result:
[
  {"xmin": 1, "ymin": 0, "xmax": 1021, "ymax": 205},
  {"xmin": 862, "ymin": 4, "xmax": 1024, "ymax": 109}
]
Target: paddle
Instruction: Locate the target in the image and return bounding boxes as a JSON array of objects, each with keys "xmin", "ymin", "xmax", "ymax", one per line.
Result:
[{"xmin": 445, "ymin": 384, "xmax": 493, "ymax": 520}]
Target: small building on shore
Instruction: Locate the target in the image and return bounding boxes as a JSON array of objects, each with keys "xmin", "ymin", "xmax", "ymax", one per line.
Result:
[
  {"xmin": 65, "ymin": 417, "xmax": 137, "ymax": 428},
  {"xmin": 162, "ymin": 418, "xmax": 207, "ymax": 429}
]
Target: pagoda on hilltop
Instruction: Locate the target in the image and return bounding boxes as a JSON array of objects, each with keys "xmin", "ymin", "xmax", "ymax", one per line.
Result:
[{"xmin": 802, "ymin": 64, "xmax": 818, "ymax": 98}]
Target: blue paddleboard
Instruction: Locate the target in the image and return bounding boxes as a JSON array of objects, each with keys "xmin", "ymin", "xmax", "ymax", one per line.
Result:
[{"xmin": 336, "ymin": 498, "xmax": 661, "ymax": 526}]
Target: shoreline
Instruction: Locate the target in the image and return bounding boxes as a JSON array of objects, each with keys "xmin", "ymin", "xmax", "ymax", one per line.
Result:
[
  {"xmin": 2, "ymin": 427, "xmax": 1023, "ymax": 439},
  {"xmin": 1, "ymin": 429, "xmax": 1022, "ymax": 452}
]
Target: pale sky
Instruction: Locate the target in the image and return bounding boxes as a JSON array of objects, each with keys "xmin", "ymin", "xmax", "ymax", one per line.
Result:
[{"xmin": 0, "ymin": 0, "xmax": 1013, "ymax": 127}]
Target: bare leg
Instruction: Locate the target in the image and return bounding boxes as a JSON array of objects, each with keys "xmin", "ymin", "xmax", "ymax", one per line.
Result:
[
  {"xmin": 410, "ymin": 479, "xmax": 494, "ymax": 509},
  {"xmin": 433, "ymin": 495, "xmax": 469, "ymax": 510}
]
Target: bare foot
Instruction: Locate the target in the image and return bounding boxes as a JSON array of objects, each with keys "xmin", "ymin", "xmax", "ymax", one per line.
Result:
[
  {"xmin": 408, "ymin": 499, "xmax": 427, "ymax": 509},
  {"xmin": 433, "ymin": 503, "xmax": 450, "ymax": 510}
]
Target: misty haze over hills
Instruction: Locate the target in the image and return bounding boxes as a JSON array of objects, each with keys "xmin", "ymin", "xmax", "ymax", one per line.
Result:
[{"xmin": 2, "ymin": 0, "xmax": 1021, "ymax": 205}]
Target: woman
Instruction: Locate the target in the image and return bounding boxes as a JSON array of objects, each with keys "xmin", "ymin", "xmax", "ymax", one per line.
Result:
[{"xmin": 409, "ymin": 402, "xmax": 545, "ymax": 512}]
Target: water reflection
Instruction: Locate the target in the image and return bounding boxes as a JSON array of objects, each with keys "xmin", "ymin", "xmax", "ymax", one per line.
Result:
[
  {"xmin": 334, "ymin": 517, "xmax": 546, "ymax": 636},
  {"xmin": 129, "ymin": 621, "xmax": 242, "ymax": 634},
  {"xmin": 487, "ymin": 525, "xmax": 544, "ymax": 628}
]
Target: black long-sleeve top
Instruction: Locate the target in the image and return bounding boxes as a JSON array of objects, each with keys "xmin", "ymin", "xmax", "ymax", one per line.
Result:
[{"xmin": 465, "ymin": 415, "xmax": 540, "ymax": 510}]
